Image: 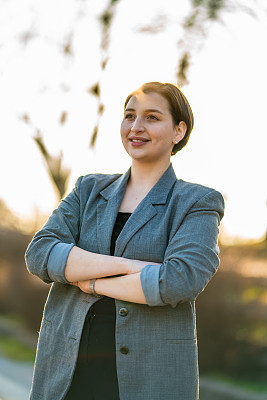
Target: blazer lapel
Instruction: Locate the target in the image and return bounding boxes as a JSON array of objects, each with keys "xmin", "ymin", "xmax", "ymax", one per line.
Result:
[
  {"xmin": 115, "ymin": 164, "xmax": 178, "ymax": 257},
  {"xmin": 97, "ymin": 170, "xmax": 130, "ymax": 255},
  {"xmin": 114, "ymin": 199, "xmax": 156, "ymax": 257}
]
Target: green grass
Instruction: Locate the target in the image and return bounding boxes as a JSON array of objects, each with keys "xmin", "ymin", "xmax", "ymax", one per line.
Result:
[
  {"xmin": 242, "ymin": 286, "xmax": 267, "ymax": 303},
  {"xmin": 0, "ymin": 336, "xmax": 35, "ymax": 362},
  {"xmin": 206, "ymin": 372, "xmax": 267, "ymax": 394}
]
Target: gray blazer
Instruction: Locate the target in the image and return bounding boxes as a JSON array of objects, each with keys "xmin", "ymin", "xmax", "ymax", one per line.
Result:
[{"xmin": 25, "ymin": 164, "xmax": 224, "ymax": 400}]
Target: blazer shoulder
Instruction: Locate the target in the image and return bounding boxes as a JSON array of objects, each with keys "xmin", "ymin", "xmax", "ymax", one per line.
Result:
[
  {"xmin": 175, "ymin": 179, "xmax": 222, "ymax": 197},
  {"xmin": 173, "ymin": 179, "xmax": 225, "ymax": 218},
  {"xmin": 74, "ymin": 172, "xmax": 122, "ymax": 195}
]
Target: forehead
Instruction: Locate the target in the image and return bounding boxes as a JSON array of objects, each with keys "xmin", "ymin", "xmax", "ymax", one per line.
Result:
[{"xmin": 126, "ymin": 91, "xmax": 170, "ymax": 112}]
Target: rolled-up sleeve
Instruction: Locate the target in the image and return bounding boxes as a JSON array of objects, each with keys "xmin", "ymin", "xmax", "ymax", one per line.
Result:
[
  {"xmin": 140, "ymin": 264, "xmax": 164, "ymax": 306},
  {"xmin": 25, "ymin": 177, "xmax": 83, "ymax": 284},
  {"xmin": 140, "ymin": 189, "xmax": 225, "ymax": 307},
  {"xmin": 47, "ymin": 242, "xmax": 75, "ymax": 283}
]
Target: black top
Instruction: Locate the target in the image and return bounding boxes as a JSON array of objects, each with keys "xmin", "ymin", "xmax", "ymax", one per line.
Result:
[
  {"xmin": 110, "ymin": 212, "xmax": 132, "ymax": 256},
  {"xmin": 92, "ymin": 212, "xmax": 132, "ymax": 315},
  {"xmin": 65, "ymin": 213, "xmax": 132, "ymax": 399}
]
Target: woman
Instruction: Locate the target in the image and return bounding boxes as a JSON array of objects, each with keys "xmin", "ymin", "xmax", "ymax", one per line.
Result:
[{"xmin": 25, "ymin": 82, "xmax": 224, "ymax": 400}]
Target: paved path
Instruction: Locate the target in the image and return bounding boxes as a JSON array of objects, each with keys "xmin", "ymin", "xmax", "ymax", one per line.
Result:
[
  {"xmin": 0, "ymin": 355, "xmax": 33, "ymax": 400},
  {"xmin": 200, "ymin": 377, "xmax": 267, "ymax": 400},
  {"xmin": 1, "ymin": 355, "xmax": 267, "ymax": 400}
]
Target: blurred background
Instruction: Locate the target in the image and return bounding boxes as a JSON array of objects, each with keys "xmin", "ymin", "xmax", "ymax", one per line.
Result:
[{"xmin": 0, "ymin": 0, "xmax": 267, "ymax": 399}]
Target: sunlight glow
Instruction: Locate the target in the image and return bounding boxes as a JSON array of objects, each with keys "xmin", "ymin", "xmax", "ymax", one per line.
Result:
[{"xmin": 0, "ymin": 0, "xmax": 267, "ymax": 242}]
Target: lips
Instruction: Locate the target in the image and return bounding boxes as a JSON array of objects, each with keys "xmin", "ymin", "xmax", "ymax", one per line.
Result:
[
  {"xmin": 129, "ymin": 137, "xmax": 150, "ymax": 147},
  {"xmin": 129, "ymin": 136, "xmax": 149, "ymax": 143}
]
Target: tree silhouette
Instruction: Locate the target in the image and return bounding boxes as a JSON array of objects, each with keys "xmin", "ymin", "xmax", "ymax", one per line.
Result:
[
  {"xmin": 137, "ymin": 0, "xmax": 256, "ymax": 85},
  {"xmin": 33, "ymin": 132, "xmax": 70, "ymax": 200},
  {"xmin": 21, "ymin": 0, "xmax": 120, "ymax": 200},
  {"xmin": 21, "ymin": 114, "xmax": 70, "ymax": 201},
  {"xmin": 89, "ymin": 0, "xmax": 120, "ymax": 147}
]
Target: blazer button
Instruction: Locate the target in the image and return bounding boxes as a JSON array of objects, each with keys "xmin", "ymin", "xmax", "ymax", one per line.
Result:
[
  {"xmin": 120, "ymin": 346, "xmax": 129, "ymax": 355},
  {"xmin": 119, "ymin": 307, "xmax": 128, "ymax": 317}
]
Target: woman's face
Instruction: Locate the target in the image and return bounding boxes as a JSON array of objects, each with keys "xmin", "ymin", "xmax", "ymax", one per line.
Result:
[{"xmin": 121, "ymin": 91, "xmax": 185, "ymax": 165}]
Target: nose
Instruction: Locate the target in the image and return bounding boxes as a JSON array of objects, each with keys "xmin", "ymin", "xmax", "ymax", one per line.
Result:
[{"xmin": 130, "ymin": 116, "xmax": 144, "ymax": 133}]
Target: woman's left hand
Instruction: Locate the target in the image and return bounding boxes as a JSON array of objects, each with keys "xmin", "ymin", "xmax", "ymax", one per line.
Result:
[
  {"xmin": 70, "ymin": 281, "xmax": 91, "ymax": 294},
  {"xmin": 71, "ymin": 272, "xmax": 147, "ymax": 304}
]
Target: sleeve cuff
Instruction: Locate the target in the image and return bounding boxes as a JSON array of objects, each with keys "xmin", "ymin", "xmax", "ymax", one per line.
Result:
[
  {"xmin": 140, "ymin": 264, "xmax": 165, "ymax": 306},
  {"xmin": 47, "ymin": 243, "xmax": 75, "ymax": 284}
]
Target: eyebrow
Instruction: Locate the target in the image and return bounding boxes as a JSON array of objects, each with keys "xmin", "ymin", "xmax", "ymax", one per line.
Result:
[{"xmin": 125, "ymin": 108, "xmax": 164, "ymax": 114}]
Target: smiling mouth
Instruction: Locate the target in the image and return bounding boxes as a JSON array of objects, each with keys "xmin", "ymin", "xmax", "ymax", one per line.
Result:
[{"xmin": 130, "ymin": 138, "xmax": 149, "ymax": 143}]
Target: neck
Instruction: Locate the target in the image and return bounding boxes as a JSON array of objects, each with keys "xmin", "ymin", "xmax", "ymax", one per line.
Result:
[{"xmin": 129, "ymin": 159, "xmax": 171, "ymax": 189}]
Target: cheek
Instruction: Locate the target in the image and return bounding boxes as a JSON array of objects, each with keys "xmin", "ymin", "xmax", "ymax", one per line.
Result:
[
  {"xmin": 120, "ymin": 125, "xmax": 129, "ymax": 146},
  {"xmin": 120, "ymin": 122, "xmax": 128, "ymax": 137},
  {"xmin": 157, "ymin": 129, "xmax": 173, "ymax": 144},
  {"xmin": 120, "ymin": 126, "xmax": 125, "ymax": 140}
]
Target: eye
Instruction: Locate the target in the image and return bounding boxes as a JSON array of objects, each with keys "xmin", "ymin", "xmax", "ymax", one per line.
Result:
[
  {"xmin": 146, "ymin": 114, "xmax": 159, "ymax": 121},
  {"xmin": 124, "ymin": 113, "xmax": 135, "ymax": 120}
]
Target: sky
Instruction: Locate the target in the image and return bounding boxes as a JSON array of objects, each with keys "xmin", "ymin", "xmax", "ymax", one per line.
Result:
[{"xmin": 0, "ymin": 0, "xmax": 267, "ymax": 242}]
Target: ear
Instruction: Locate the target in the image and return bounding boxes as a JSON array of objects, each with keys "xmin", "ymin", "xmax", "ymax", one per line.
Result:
[
  {"xmin": 173, "ymin": 121, "xmax": 187, "ymax": 145},
  {"xmin": 173, "ymin": 121, "xmax": 187, "ymax": 144}
]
